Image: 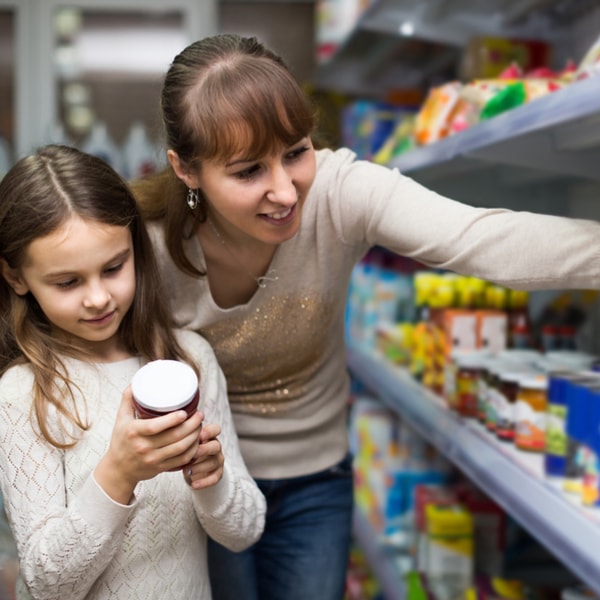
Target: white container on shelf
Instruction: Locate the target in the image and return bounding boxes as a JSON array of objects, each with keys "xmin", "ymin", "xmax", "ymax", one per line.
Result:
[
  {"xmin": 122, "ymin": 121, "xmax": 161, "ymax": 180},
  {"xmin": 81, "ymin": 121, "xmax": 123, "ymax": 175}
]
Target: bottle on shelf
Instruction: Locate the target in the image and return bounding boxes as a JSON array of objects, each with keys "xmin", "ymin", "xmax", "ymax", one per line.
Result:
[
  {"xmin": 81, "ymin": 121, "xmax": 124, "ymax": 174},
  {"xmin": 122, "ymin": 121, "xmax": 161, "ymax": 180}
]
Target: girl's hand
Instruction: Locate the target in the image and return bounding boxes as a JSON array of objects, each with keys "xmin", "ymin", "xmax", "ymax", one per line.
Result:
[
  {"xmin": 183, "ymin": 423, "xmax": 224, "ymax": 490},
  {"xmin": 95, "ymin": 386, "xmax": 203, "ymax": 504}
]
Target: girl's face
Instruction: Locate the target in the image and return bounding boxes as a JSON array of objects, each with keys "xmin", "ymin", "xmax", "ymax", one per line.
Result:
[
  {"xmin": 175, "ymin": 137, "xmax": 316, "ymax": 245},
  {"xmin": 4, "ymin": 216, "xmax": 136, "ymax": 362}
]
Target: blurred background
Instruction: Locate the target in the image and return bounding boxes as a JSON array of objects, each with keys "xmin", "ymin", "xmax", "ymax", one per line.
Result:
[
  {"xmin": 1, "ymin": 0, "xmax": 599, "ymax": 180},
  {"xmin": 0, "ymin": 0, "xmax": 318, "ymax": 176}
]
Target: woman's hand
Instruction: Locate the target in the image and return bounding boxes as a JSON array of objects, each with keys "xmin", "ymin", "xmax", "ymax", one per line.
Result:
[
  {"xmin": 183, "ymin": 423, "xmax": 224, "ymax": 490},
  {"xmin": 94, "ymin": 386, "xmax": 203, "ymax": 504}
]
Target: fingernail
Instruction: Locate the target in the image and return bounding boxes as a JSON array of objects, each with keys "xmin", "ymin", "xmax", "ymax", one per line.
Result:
[{"xmin": 187, "ymin": 469, "xmax": 193, "ymax": 476}]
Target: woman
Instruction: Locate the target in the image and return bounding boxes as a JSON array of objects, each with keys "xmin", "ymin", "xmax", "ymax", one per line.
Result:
[{"xmin": 132, "ymin": 33, "xmax": 600, "ymax": 600}]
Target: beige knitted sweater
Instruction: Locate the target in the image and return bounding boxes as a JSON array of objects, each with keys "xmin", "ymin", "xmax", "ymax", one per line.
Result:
[
  {"xmin": 148, "ymin": 147, "xmax": 600, "ymax": 480},
  {"xmin": 0, "ymin": 330, "xmax": 266, "ymax": 600}
]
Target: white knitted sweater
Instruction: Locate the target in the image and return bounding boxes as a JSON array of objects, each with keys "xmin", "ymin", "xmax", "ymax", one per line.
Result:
[{"xmin": 0, "ymin": 330, "xmax": 266, "ymax": 600}]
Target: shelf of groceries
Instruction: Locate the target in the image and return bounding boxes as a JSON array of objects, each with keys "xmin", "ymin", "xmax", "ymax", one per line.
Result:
[
  {"xmin": 319, "ymin": 2, "xmax": 600, "ymax": 188},
  {"xmin": 389, "ymin": 74, "xmax": 600, "ymax": 182},
  {"xmin": 346, "ymin": 339, "xmax": 600, "ymax": 597}
]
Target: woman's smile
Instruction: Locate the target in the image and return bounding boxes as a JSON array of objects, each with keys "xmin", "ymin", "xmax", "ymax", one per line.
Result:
[{"xmin": 259, "ymin": 203, "xmax": 297, "ymax": 226}]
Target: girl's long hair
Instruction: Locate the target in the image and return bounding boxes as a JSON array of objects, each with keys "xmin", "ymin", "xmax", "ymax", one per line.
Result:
[
  {"xmin": 0, "ymin": 144, "xmax": 197, "ymax": 448},
  {"xmin": 131, "ymin": 33, "xmax": 317, "ymax": 277}
]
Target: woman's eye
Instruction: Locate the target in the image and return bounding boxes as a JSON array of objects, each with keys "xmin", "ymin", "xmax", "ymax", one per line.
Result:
[
  {"xmin": 235, "ymin": 164, "xmax": 261, "ymax": 181},
  {"xmin": 287, "ymin": 146, "xmax": 309, "ymax": 161}
]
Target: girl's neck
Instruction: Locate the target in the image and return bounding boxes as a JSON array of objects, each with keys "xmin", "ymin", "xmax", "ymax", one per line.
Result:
[
  {"xmin": 55, "ymin": 330, "xmax": 134, "ymax": 364},
  {"xmin": 87, "ymin": 348, "xmax": 136, "ymax": 364}
]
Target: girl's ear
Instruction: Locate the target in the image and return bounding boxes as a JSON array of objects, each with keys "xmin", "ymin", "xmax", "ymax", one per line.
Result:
[
  {"xmin": 0, "ymin": 259, "xmax": 29, "ymax": 295},
  {"xmin": 167, "ymin": 150, "xmax": 201, "ymax": 189}
]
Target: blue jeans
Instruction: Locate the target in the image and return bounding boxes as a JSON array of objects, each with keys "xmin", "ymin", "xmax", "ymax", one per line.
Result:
[{"xmin": 207, "ymin": 453, "xmax": 354, "ymax": 600}]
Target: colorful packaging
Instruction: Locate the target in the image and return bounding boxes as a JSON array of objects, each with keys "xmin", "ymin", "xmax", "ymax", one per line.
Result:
[
  {"xmin": 424, "ymin": 503, "xmax": 474, "ymax": 600},
  {"xmin": 514, "ymin": 376, "xmax": 548, "ymax": 452},
  {"xmin": 414, "ymin": 484, "xmax": 457, "ymax": 573},
  {"xmin": 460, "ymin": 37, "xmax": 551, "ymax": 80}
]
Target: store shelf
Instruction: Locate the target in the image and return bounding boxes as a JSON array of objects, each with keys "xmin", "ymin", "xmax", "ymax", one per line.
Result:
[
  {"xmin": 313, "ymin": 0, "xmax": 588, "ymax": 97},
  {"xmin": 390, "ymin": 75, "xmax": 600, "ymax": 183},
  {"xmin": 315, "ymin": 1, "xmax": 600, "ymax": 200},
  {"xmin": 352, "ymin": 509, "xmax": 406, "ymax": 600},
  {"xmin": 346, "ymin": 340, "xmax": 600, "ymax": 596}
]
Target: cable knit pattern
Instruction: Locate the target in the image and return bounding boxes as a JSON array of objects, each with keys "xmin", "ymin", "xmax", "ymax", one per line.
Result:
[{"xmin": 0, "ymin": 330, "xmax": 266, "ymax": 600}]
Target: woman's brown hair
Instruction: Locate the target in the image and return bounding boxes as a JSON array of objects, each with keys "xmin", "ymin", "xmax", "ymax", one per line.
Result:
[
  {"xmin": 0, "ymin": 144, "xmax": 197, "ymax": 448},
  {"xmin": 131, "ymin": 33, "xmax": 318, "ymax": 277}
]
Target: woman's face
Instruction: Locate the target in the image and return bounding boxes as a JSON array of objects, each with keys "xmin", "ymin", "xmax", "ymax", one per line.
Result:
[{"xmin": 194, "ymin": 137, "xmax": 316, "ymax": 245}]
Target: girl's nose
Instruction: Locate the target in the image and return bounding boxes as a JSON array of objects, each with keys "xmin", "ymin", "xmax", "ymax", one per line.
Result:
[{"xmin": 83, "ymin": 281, "xmax": 111, "ymax": 309}]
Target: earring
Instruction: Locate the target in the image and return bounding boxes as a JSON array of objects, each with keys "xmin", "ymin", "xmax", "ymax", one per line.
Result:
[{"xmin": 186, "ymin": 188, "xmax": 199, "ymax": 210}]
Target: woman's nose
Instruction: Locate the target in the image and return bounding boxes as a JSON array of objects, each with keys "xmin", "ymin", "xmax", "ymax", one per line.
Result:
[{"xmin": 266, "ymin": 166, "xmax": 297, "ymax": 206}]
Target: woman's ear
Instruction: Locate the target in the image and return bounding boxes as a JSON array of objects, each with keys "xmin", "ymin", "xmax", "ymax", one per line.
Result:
[
  {"xmin": 0, "ymin": 259, "xmax": 29, "ymax": 295},
  {"xmin": 167, "ymin": 150, "xmax": 201, "ymax": 189}
]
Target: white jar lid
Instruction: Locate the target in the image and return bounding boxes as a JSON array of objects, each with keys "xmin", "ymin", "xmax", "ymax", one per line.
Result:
[
  {"xmin": 132, "ymin": 360, "xmax": 198, "ymax": 412},
  {"xmin": 519, "ymin": 375, "xmax": 548, "ymax": 391}
]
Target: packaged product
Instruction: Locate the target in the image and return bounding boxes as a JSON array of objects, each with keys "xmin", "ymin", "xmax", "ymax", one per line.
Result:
[{"xmin": 424, "ymin": 502, "xmax": 474, "ymax": 600}]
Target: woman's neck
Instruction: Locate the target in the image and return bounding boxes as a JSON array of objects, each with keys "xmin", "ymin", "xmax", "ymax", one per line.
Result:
[{"xmin": 197, "ymin": 220, "xmax": 278, "ymax": 308}]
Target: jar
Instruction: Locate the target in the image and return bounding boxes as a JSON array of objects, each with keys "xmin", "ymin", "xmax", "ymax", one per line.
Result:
[
  {"xmin": 495, "ymin": 371, "xmax": 525, "ymax": 442},
  {"xmin": 514, "ymin": 376, "xmax": 548, "ymax": 452},
  {"xmin": 132, "ymin": 360, "xmax": 199, "ymax": 419},
  {"xmin": 454, "ymin": 355, "xmax": 483, "ymax": 418},
  {"xmin": 485, "ymin": 363, "xmax": 507, "ymax": 432},
  {"xmin": 476, "ymin": 358, "xmax": 498, "ymax": 424}
]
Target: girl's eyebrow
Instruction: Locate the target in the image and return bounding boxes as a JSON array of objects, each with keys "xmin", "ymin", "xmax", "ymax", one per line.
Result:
[{"xmin": 43, "ymin": 248, "xmax": 131, "ymax": 279}]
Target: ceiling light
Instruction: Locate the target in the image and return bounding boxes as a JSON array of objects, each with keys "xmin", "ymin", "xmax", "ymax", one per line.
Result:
[{"xmin": 399, "ymin": 21, "xmax": 414, "ymax": 36}]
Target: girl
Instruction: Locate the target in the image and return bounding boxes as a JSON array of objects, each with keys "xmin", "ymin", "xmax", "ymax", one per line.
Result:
[
  {"xmin": 0, "ymin": 144, "xmax": 266, "ymax": 600},
  {"xmin": 132, "ymin": 34, "xmax": 600, "ymax": 600}
]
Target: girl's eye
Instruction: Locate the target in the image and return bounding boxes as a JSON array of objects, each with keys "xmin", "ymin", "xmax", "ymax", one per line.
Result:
[
  {"xmin": 56, "ymin": 279, "xmax": 77, "ymax": 289},
  {"xmin": 105, "ymin": 263, "xmax": 123, "ymax": 275}
]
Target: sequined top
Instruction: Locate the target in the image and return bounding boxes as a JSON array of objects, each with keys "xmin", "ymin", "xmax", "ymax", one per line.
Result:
[
  {"xmin": 148, "ymin": 147, "xmax": 600, "ymax": 479},
  {"xmin": 0, "ymin": 330, "xmax": 266, "ymax": 599}
]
